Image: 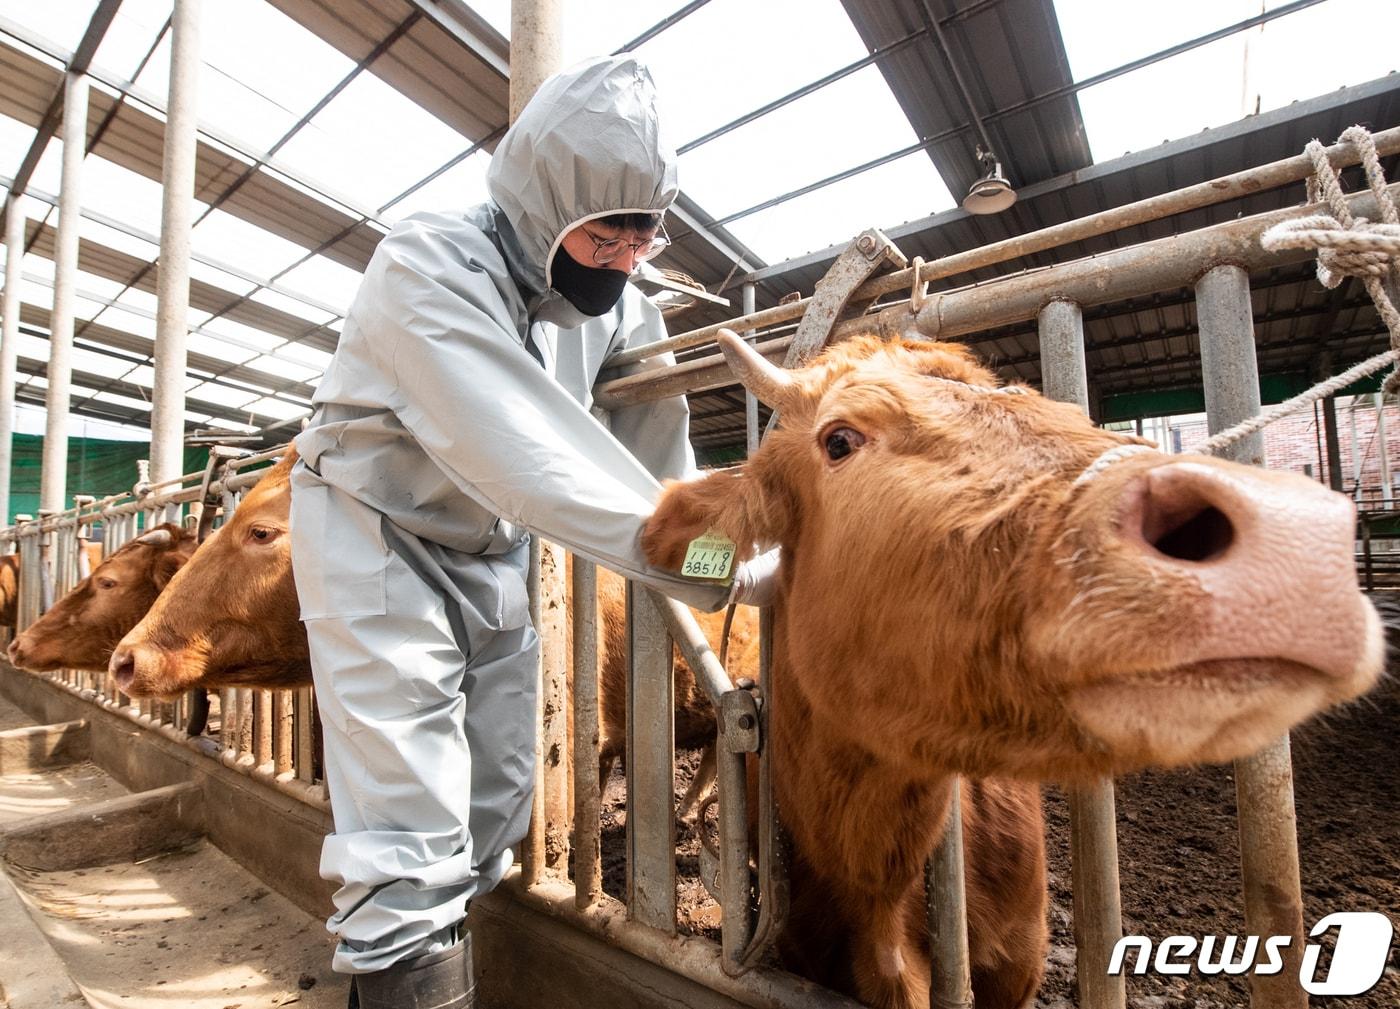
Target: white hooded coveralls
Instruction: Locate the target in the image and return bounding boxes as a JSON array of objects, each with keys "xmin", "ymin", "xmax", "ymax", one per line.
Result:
[{"xmin": 289, "ymin": 56, "xmax": 729, "ymax": 974}]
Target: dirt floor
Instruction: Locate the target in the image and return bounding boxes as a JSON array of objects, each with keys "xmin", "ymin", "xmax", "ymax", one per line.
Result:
[{"xmin": 599, "ymin": 645, "xmax": 1399, "ymax": 1007}]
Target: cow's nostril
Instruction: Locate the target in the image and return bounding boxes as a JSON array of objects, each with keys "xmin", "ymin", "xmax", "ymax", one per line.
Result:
[
  {"xmin": 110, "ymin": 648, "xmax": 136, "ymax": 690},
  {"xmin": 1147, "ymin": 504, "xmax": 1235, "ymax": 563}
]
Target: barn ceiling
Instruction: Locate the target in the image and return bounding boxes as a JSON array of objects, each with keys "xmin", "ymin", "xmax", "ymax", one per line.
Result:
[{"xmin": 0, "ymin": 0, "xmax": 1394, "ymax": 463}]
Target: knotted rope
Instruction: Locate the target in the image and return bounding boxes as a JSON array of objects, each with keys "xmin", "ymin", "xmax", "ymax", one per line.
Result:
[{"xmin": 1080, "ymin": 127, "xmax": 1400, "ymax": 476}]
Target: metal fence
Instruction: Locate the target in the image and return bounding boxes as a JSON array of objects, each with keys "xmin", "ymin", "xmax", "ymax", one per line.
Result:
[{"xmin": 2, "ymin": 130, "xmax": 1390, "ymax": 1009}]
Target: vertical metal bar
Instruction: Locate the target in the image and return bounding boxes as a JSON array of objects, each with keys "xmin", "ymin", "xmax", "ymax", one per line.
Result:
[
  {"xmin": 295, "ymin": 686, "xmax": 315, "ymax": 783},
  {"xmin": 1197, "ymin": 263, "xmax": 1307, "ymax": 1009},
  {"xmin": 1039, "ymin": 298, "xmax": 1127, "ymax": 1009},
  {"xmin": 538, "ymin": 540, "xmax": 571, "ymax": 881},
  {"xmin": 572, "ymin": 557, "xmax": 602, "ymax": 909},
  {"xmin": 150, "ymin": 0, "xmax": 200, "ymax": 486},
  {"xmin": 927, "ymin": 780, "xmax": 973, "ymax": 1009},
  {"xmin": 237, "ymin": 687, "xmax": 254, "ymax": 763},
  {"xmin": 274, "ymin": 690, "xmax": 293, "ymax": 777},
  {"xmin": 0, "ymin": 198, "xmax": 22, "ymax": 527},
  {"xmin": 508, "ymin": 0, "xmax": 562, "ymax": 122},
  {"xmin": 625, "ymin": 581, "xmax": 676, "ymax": 932},
  {"xmin": 254, "ymin": 690, "xmax": 272, "ymax": 771},
  {"xmin": 743, "ymin": 282, "xmax": 759, "ymax": 457},
  {"xmin": 717, "ymin": 693, "xmax": 754, "ymax": 972},
  {"xmin": 1375, "ymin": 393, "xmax": 1392, "ymax": 506},
  {"xmin": 1321, "ymin": 396, "xmax": 1344, "ymax": 491},
  {"xmin": 1347, "ymin": 398, "xmax": 1362, "ymax": 492},
  {"xmin": 522, "ymin": 536, "xmax": 545, "ymax": 886}
]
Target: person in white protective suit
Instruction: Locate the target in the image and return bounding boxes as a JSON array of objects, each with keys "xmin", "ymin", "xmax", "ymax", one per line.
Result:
[{"xmin": 289, "ymin": 55, "xmax": 776, "ymax": 1009}]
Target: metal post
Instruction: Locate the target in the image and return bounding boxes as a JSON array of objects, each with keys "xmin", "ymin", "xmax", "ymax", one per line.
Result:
[
  {"xmin": 150, "ymin": 0, "xmax": 201, "ymax": 487},
  {"xmin": 0, "ymin": 198, "xmax": 23, "ymax": 527},
  {"xmin": 572, "ymin": 557, "xmax": 602, "ymax": 909},
  {"xmin": 1375, "ymin": 393, "xmax": 1392, "ymax": 506},
  {"xmin": 508, "ymin": 0, "xmax": 562, "ymax": 122},
  {"xmin": 42, "ymin": 71, "xmax": 89, "ymax": 519},
  {"xmin": 625, "ymin": 582, "xmax": 676, "ymax": 932},
  {"xmin": 926, "ymin": 781, "xmax": 973, "ymax": 1009},
  {"xmin": 1038, "ymin": 298, "xmax": 1127, "ymax": 1009},
  {"xmin": 1196, "ymin": 263, "xmax": 1306, "ymax": 1009},
  {"xmin": 1348, "ymin": 397, "xmax": 1362, "ymax": 492},
  {"xmin": 742, "ymin": 282, "xmax": 759, "ymax": 457},
  {"xmin": 1321, "ymin": 396, "xmax": 1344, "ymax": 492},
  {"xmin": 539, "ymin": 540, "xmax": 571, "ymax": 882}
]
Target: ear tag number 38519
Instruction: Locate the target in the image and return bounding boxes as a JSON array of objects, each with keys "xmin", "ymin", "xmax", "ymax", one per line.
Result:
[{"xmin": 682, "ymin": 529, "xmax": 736, "ymax": 582}]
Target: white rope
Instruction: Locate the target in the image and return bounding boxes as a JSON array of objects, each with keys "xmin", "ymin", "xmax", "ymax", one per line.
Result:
[{"xmin": 1075, "ymin": 128, "xmax": 1400, "ymax": 481}]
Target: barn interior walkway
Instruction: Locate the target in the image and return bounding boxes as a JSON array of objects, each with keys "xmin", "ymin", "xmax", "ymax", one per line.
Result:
[{"xmin": 0, "ymin": 691, "xmax": 347, "ymax": 1009}]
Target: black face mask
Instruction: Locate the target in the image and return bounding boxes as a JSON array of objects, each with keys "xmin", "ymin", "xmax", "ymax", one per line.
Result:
[{"xmin": 550, "ymin": 245, "xmax": 629, "ymax": 317}]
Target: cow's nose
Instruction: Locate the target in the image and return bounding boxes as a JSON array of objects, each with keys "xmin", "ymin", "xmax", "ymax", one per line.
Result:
[
  {"xmin": 108, "ymin": 643, "xmax": 138, "ymax": 692},
  {"xmin": 7, "ymin": 637, "xmax": 25, "ymax": 666},
  {"xmin": 1120, "ymin": 459, "xmax": 1370, "ymax": 679}
]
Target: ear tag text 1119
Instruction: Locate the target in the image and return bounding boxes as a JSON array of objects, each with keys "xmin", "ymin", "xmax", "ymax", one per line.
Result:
[{"xmin": 681, "ymin": 529, "xmax": 736, "ymax": 581}]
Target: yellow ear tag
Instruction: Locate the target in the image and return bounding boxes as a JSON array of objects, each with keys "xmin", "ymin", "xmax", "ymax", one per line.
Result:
[{"xmin": 681, "ymin": 529, "xmax": 737, "ymax": 582}]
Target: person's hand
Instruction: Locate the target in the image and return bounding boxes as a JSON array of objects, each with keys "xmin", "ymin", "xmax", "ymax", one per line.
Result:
[{"xmin": 729, "ymin": 549, "xmax": 780, "ymax": 607}]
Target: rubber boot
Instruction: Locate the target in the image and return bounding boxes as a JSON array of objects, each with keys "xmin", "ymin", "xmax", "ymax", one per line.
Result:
[{"xmin": 347, "ymin": 932, "xmax": 475, "ymax": 1009}]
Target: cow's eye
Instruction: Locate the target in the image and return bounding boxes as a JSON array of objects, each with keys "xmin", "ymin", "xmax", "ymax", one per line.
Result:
[
  {"xmin": 97, "ymin": 577, "xmax": 118, "ymax": 589},
  {"xmin": 822, "ymin": 425, "xmax": 866, "ymax": 463},
  {"xmin": 247, "ymin": 526, "xmax": 278, "ymax": 545}
]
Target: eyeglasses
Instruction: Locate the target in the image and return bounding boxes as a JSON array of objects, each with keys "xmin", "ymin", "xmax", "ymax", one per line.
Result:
[{"xmin": 580, "ymin": 222, "xmax": 670, "ymax": 266}]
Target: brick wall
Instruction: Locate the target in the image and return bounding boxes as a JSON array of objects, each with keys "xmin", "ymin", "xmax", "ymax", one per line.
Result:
[{"xmin": 1164, "ymin": 399, "xmax": 1400, "ymax": 503}]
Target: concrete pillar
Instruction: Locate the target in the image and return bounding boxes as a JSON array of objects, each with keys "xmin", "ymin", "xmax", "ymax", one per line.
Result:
[
  {"xmin": 508, "ymin": 0, "xmax": 562, "ymax": 122},
  {"xmin": 1196, "ymin": 263, "xmax": 1306, "ymax": 1009},
  {"xmin": 42, "ymin": 71, "xmax": 89, "ymax": 516},
  {"xmin": 1038, "ymin": 298, "xmax": 1126, "ymax": 1009},
  {"xmin": 150, "ymin": 0, "xmax": 201, "ymax": 487},
  {"xmin": 1321, "ymin": 396, "xmax": 1344, "ymax": 492},
  {"xmin": 0, "ymin": 197, "xmax": 23, "ymax": 527}
]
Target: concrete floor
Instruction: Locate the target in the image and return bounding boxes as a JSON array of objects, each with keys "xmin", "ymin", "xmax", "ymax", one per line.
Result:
[{"xmin": 0, "ymin": 693, "xmax": 350, "ymax": 1009}]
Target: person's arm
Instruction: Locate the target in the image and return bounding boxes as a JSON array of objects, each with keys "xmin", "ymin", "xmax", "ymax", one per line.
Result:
[{"xmin": 356, "ymin": 217, "xmax": 729, "ymax": 610}]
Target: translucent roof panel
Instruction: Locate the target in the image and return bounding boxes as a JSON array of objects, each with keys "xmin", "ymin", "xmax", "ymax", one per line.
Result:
[
  {"xmin": 80, "ymin": 155, "xmax": 203, "ymax": 237},
  {"xmin": 725, "ymin": 151, "xmax": 953, "ymax": 263},
  {"xmin": 198, "ymin": 317, "xmax": 285, "ymax": 353},
  {"xmin": 639, "ymin": 0, "xmax": 873, "ymax": 145},
  {"xmin": 381, "ymin": 150, "xmax": 492, "ymax": 224},
  {"xmin": 1056, "ymin": 0, "xmax": 1400, "ymax": 162},
  {"xmin": 246, "ymin": 288, "xmax": 339, "ymax": 328},
  {"xmin": 678, "ymin": 64, "xmax": 926, "ymax": 256},
  {"xmin": 97, "ymin": 305, "xmax": 158, "ymax": 341},
  {"xmin": 185, "ymin": 331, "xmax": 251, "ymax": 365},
  {"xmin": 186, "ymin": 256, "xmax": 259, "ymax": 299},
  {"xmin": 0, "ymin": 0, "xmax": 98, "ymax": 52},
  {"xmin": 273, "ymin": 70, "xmax": 468, "ymax": 213},
  {"xmin": 245, "ymin": 396, "xmax": 311, "ymax": 422},
  {"xmin": 189, "ymin": 208, "xmax": 307, "ymax": 282},
  {"xmin": 92, "ymin": 0, "xmax": 170, "ymax": 83},
  {"xmin": 0, "ymin": 112, "xmax": 38, "ymax": 171},
  {"xmin": 187, "ymin": 381, "xmax": 259, "ymax": 410},
  {"xmin": 77, "ymin": 215, "xmax": 161, "ymax": 262},
  {"xmin": 69, "ymin": 346, "xmax": 135, "ymax": 380},
  {"xmin": 272, "ymin": 341, "xmax": 334, "ymax": 371},
  {"xmin": 243, "ymin": 354, "xmax": 321, "ymax": 385},
  {"xmin": 276, "ymin": 255, "xmax": 364, "ymax": 315}
]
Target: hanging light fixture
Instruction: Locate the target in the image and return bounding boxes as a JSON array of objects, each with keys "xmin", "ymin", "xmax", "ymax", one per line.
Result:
[{"xmin": 962, "ymin": 144, "xmax": 1017, "ymax": 215}]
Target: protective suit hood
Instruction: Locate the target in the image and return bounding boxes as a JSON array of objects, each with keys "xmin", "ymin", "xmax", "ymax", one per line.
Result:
[{"xmin": 487, "ymin": 55, "xmax": 678, "ymax": 306}]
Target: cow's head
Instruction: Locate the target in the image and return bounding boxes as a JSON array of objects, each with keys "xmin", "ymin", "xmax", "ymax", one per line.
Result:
[
  {"xmin": 7, "ymin": 525, "xmax": 194, "ymax": 672},
  {"xmin": 643, "ymin": 331, "xmax": 1383, "ymax": 779},
  {"xmin": 109, "ymin": 451, "xmax": 308, "ymax": 698}
]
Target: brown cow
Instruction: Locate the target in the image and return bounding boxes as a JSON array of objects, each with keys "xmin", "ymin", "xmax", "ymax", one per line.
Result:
[
  {"xmin": 0, "ymin": 540, "xmax": 105, "ymax": 632},
  {"xmin": 642, "ymin": 331, "xmax": 1383, "ymax": 1009},
  {"xmin": 7, "ymin": 524, "xmax": 197, "ymax": 673},
  {"xmin": 109, "ymin": 449, "xmax": 754, "ymax": 796}
]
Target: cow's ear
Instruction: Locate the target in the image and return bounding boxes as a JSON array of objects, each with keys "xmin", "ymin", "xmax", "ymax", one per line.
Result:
[
  {"xmin": 152, "ymin": 551, "xmax": 185, "ymax": 591},
  {"xmin": 643, "ymin": 465, "xmax": 788, "ymax": 572}
]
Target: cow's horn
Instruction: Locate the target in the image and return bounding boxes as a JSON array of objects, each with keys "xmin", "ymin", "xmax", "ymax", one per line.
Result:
[
  {"xmin": 134, "ymin": 528, "xmax": 173, "ymax": 546},
  {"xmin": 716, "ymin": 329, "xmax": 796, "ymax": 407}
]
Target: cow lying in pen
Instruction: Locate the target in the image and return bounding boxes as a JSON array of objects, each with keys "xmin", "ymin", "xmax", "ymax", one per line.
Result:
[
  {"xmin": 641, "ymin": 330, "xmax": 1383, "ymax": 1009},
  {"xmin": 106, "ymin": 447, "xmax": 753, "ymax": 801},
  {"xmin": 7, "ymin": 525, "xmax": 196, "ymax": 673}
]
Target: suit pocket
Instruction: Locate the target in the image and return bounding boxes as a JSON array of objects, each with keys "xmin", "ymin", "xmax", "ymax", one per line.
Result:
[{"xmin": 290, "ymin": 469, "xmax": 388, "ymax": 621}]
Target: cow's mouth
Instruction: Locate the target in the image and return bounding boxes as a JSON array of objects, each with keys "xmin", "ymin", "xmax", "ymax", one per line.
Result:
[{"xmin": 1067, "ymin": 656, "xmax": 1350, "ymax": 768}]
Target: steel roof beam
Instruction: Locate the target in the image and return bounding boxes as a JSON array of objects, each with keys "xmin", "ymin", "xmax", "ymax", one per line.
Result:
[
  {"xmin": 613, "ymin": 0, "xmax": 715, "ymax": 54},
  {"xmin": 0, "ymin": 0, "xmax": 122, "ymax": 234},
  {"xmin": 406, "ymin": 0, "xmax": 509, "ymax": 79}
]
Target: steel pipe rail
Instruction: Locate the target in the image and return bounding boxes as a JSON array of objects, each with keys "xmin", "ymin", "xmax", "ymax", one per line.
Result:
[
  {"xmin": 647, "ymin": 589, "xmax": 738, "ymax": 708},
  {"xmin": 603, "ymin": 126, "xmax": 1400, "ymax": 373},
  {"xmin": 595, "ymin": 180, "xmax": 1400, "ymax": 409}
]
